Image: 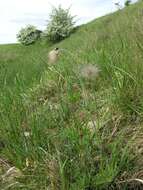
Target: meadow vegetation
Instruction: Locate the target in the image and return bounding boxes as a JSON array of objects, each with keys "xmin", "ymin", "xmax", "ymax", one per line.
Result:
[{"xmin": 0, "ymin": 1, "xmax": 143, "ymax": 189}]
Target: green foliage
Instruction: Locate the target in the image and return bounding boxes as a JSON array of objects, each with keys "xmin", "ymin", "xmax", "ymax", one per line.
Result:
[
  {"xmin": 0, "ymin": 1, "xmax": 143, "ymax": 189},
  {"xmin": 17, "ymin": 25, "xmax": 41, "ymax": 45},
  {"xmin": 44, "ymin": 5, "xmax": 75, "ymax": 42},
  {"xmin": 125, "ymin": 0, "xmax": 132, "ymax": 6}
]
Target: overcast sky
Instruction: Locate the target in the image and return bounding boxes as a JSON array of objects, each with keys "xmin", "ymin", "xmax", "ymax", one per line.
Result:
[{"xmin": 0, "ymin": 0, "xmax": 137, "ymax": 44}]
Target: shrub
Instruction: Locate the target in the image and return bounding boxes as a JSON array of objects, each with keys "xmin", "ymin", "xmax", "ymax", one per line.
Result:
[
  {"xmin": 44, "ymin": 5, "xmax": 75, "ymax": 42},
  {"xmin": 125, "ymin": 0, "xmax": 132, "ymax": 6},
  {"xmin": 17, "ymin": 25, "xmax": 42, "ymax": 45}
]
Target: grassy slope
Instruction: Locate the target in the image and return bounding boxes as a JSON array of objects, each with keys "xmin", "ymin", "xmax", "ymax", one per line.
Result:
[{"xmin": 1, "ymin": 2, "xmax": 143, "ymax": 189}]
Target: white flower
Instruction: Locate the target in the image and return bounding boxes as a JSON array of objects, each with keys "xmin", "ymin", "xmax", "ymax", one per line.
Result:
[{"xmin": 24, "ymin": 131, "xmax": 30, "ymax": 137}]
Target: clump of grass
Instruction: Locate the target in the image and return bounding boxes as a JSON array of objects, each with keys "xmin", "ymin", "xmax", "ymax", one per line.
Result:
[{"xmin": 1, "ymin": 1, "xmax": 143, "ymax": 189}]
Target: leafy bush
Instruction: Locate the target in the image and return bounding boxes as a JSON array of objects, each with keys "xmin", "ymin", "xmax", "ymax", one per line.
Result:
[
  {"xmin": 44, "ymin": 5, "xmax": 75, "ymax": 42},
  {"xmin": 17, "ymin": 25, "xmax": 41, "ymax": 45},
  {"xmin": 125, "ymin": 0, "xmax": 132, "ymax": 6}
]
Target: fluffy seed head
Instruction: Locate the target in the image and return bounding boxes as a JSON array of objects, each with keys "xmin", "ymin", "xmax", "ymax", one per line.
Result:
[
  {"xmin": 79, "ymin": 64, "xmax": 100, "ymax": 80},
  {"xmin": 48, "ymin": 48, "xmax": 60, "ymax": 65}
]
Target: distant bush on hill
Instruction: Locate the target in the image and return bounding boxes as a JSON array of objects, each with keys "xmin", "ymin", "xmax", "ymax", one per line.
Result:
[
  {"xmin": 125, "ymin": 0, "xmax": 132, "ymax": 6},
  {"xmin": 17, "ymin": 25, "xmax": 42, "ymax": 45},
  {"xmin": 44, "ymin": 5, "xmax": 76, "ymax": 42}
]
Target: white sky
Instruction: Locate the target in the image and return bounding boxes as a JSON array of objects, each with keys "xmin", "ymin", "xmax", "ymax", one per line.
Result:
[{"xmin": 0, "ymin": 0, "xmax": 137, "ymax": 44}]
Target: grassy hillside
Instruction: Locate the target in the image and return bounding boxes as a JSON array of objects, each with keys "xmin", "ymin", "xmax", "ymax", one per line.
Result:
[{"xmin": 1, "ymin": 1, "xmax": 143, "ymax": 189}]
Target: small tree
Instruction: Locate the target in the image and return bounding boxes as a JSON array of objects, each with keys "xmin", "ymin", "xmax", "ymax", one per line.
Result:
[
  {"xmin": 17, "ymin": 25, "xmax": 41, "ymax": 45},
  {"xmin": 125, "ymin": 0, "xmax": 132, "ymax": 6},
  {"xmin": 44, "ymin": 5, "xmax": 75, "ymax": 42}
]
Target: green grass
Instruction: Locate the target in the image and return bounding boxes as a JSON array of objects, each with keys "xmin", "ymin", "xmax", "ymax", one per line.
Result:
[{"xmin": 1, "ymin": 1, "xmax": 143, "ymax": 189}]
